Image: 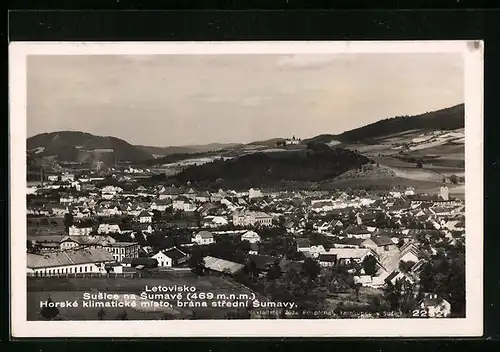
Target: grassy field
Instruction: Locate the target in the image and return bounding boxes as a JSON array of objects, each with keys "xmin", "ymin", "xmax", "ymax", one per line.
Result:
[
  {"xmin": 27, "ymin": 275, "xmax": 258, "ymax": 320},
  {"xmin": 27, "ymin": 216, "xmax": 66, "ymax": 237},
  {"xmin": 325, "ymin": 287, "xmax": 384, "ymax": 311}
]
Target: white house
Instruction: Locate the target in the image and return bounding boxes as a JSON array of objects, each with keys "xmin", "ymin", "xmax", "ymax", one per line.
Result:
[
  {"xmin": 150, "ymin": 200, "xmax": 170, "ymax": 212},
  {"xmin": 59, "ymin": 235, "xmax": 115, "ymax": 251},
  {"xmin": 152, "ymin": 247, "xmax": 189, "ymax": 268},
  {"xmin": 138, "ymin": 211, "xmax": 152, "ymax": 223},
  {"xmin": 60, "ymin": 196, "xmax": 75, "ymax": 204},
  {"xmin": 308, "ymin": 245, "xmax": 326, "ymax": 258},
  {"xmin": 97, "ymin": 223, "xmax": 122, "ymax": 234},
  {"xmin": 248, "ymin": 188, "xmax": 263, "ymax": 200},
  {"xmin": 405, "ymin": 187, "xmax": 415, "ymax": 196},
  {"xmin": 399, "ymin": 242, "xmax": 422, "ymax": 263},
  {"xmin": 193, "ymin": 231, "xmax": 215, "ymax": 245},
  {"xmin": 101, "ymin": 185, "xmax": 122, "ymax": 200},
  {"xmin": 68, "ymin": 225, "xmax": 93, "ymax": 237},
  {"xmin": 419, "ymin": 293, "xmax": 452, "ymax": 318},
  {"xmin": 61, "ymin": 173, "xmax": 75, "ymax": 182},
  {"xmin": 173, "ymin": 198, "xmax": 197, "ymax": 212},
  {"xmin": 104, "ymin": 242, "xmax": 141, "ymax": 262},
  {"xmin": 241, "ymin": 230, "xmax": 261, "ymax": 244},
  {"xmin": 202, "ymin": 216, "xmax": 229, "ymax": 228},
  {"xmin": 232, "ymin": 211, "xmax": 272, "ymax": 227}
]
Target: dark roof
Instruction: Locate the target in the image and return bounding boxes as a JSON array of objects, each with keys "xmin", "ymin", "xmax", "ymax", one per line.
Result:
[
  {"xmin": 333, "ymin": 237, "xmax": 364, "ymax": 245},
  {"xmin": 131, "ymin": 257, "xmax": 158, "ymax": 267},
  {"xmin": 407, "ymin": 195, "xmax": 448, "ymax": 202},
  {"xmin": 346, "ymin": 225, "xmax": 370, "ymax": 234},
  {"xmin": 385, "ymin": 270, "xmax": 400, "ymax": 282},
  {"xmin": 296, "ymin": 238, "xmax": 311, "ymax": 247},
  {"xmin": 318, "ymin": 254, "xmax": 337, "ymax": 262},
  {"xmin": 248, "ymin": 254, "xmax": 280, "ymax": 270},
  {"xmin": 138, "ymin": 210, "xmax": 151, "ymax": 217},
  {"xmin": 162, "ymin": 247, "xmax": 188, "ymax": 260},
  {"xmin": 370, "ymin": 236, "xmax": 395, "ymax": 246},
  {"xmin": 197, "ymin": 231, "xmax": 214, "ymax": 239}
]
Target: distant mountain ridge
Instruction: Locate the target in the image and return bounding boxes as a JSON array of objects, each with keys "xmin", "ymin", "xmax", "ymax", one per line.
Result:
[
  {"xmin": 27, "ymin": 131, "xmax": 153, "ymax": 162},
  {"xmin": 136, "ymin": 142, "xmax": 242, "ymax": 156},
  {"xmin": 28, "ymin": 104, "xmax": 464, "ymax": 164},
  {"xmin": 307, "ymin": 103, "xmax": 464, "ymax": 144}
]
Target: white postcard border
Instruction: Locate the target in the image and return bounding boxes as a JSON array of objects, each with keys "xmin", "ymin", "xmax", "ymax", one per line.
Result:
[{"xmin": 9, "ymin": 41, "xmax": 484, "ymax": 337}]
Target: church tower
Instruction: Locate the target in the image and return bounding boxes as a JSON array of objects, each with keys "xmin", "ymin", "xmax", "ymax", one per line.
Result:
[{"xmin": 440, "ymin": 185, "xmax": 449, "ymax": 201}]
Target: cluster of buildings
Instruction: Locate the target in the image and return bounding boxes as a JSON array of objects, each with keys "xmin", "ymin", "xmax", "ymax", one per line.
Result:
[{"xmin": 26, "ymin": 170, "xmax": 464, "ymax": 317}]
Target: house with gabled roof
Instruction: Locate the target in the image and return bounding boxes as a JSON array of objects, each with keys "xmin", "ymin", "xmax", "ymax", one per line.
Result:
[
  {"xmin": 384, "ymin": 269, "xmax": 416, "ymax": 286},
  {"xmin": 152, "ymin": 247, "xmax": 189, "ymax": 268},
  {"xmin": 150, "ymin": 199, "xmax": 171, "ymax": 211},
  {"xmin": 399, "ymin": 242, "xmax": 424, "ymax": 263},
  {"xmin": 345, "ymin": 225, "xmax": 372, "ymax": 239},
  {"xmin": 361, "ymin": 235, "xmax": 398, "ymax": 256},
  {"xmin": 241, "ymin": 230, "xmax": 261, "ymax": 244},
  {"xmin": 419, "ymin": 293, "xmax": 452, "ymax": 318},
  {"xmin": 296, "ymin": 238, "xmax": 312, "ymax": 252},
  {"xmin": 138, "ymin": 210, "xmax": 152, "ymax": 223},
  {"xmin": 158, "ymin": 187, "xmax": 183, "ymax": 200},
  {"xmin": 195, "ymin": 191, "xmax": 211, "ymax": 203},
  {"xmin": 193, "ymin": 231, "xmax": 215, "ymax": 245},
  {"xmin": 59, "ymin": 234, "xmax": 115, "ymax": 251},
  {"xmin": 318, "ymin": 253, "xmax": 338, "ymax": 267}
]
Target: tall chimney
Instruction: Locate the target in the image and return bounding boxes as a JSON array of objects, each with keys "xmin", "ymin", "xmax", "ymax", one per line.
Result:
[{"xmin": 40, "ymin": 167, "xmax": 44, "ymax": 187}]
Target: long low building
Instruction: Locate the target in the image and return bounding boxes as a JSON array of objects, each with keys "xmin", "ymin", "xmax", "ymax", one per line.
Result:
[
  {"xmin": 202, "ymin": 256, "xmax": 245, "ymax": 276},
  {"xmin": 27, "ymin": 248, "xmax": 116, "ymax": 276}
]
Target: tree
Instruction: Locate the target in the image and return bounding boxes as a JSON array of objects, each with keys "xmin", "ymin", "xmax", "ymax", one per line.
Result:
[
  {"xmin": 117, "ymin": 310, "xmax": 128, "ymax": 320},
  {"xmin": 418, "ymin": 254, "xmax": 465, "ymax": 316},
  {"xmin": 97, "ymin": 308, "xmax": 106, "ymax": 320},
  {"xmin": 27, "ymin": 240, "xmax": 34, "ymax": 253},
  {"xmin": 416, "ymin": 162, "xmax": 423, "ymax": 168},
  {"xmin": 239, "ymin": 240, "xmax": 251, "ymax": 252},
  {"xmin": 354, "ymin": 283, "xmax": 362, "ymax": 302},
  {"xmin": 449, "ymin": 174, "xmax": 459, "ymax": 184},
  {"xmin": 362, "ymin": 255, "xmax": 378, "ymax": 276},
  {"xmin": 246, "ymin": 259, "xmax": 260, "ymax": 281},
  {"xmin": 399, "ymin": 260, "xmax": 416, "ymax": 273},
  {"xmin": 152, "ymin": 210, "xmax": 162, "ymax": 225},
  {"xmin": 266, "ymin": 263, "xmax": 282, "ymax": 280},
  {"xmin": 189, "ymin": 247, "xmax": 205, "ymax": 276},
  {"xmin": 63, "ymin": 212, "xmax": 74, "ymax": 232},
  {"xmin": 40, "ymin": 296, "xmax": 60, "ymax": 320},
  {"xmin": 384, "ymin": 281, "xmax": 402, "ymax": 311},
  {"xmin": 302, "ymin": 258, "xmax": 321, "ymax": 281}
]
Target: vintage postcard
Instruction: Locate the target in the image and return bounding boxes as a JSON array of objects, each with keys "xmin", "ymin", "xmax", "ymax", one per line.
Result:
[{"xmin": 9, "ymin": 41, "xmax": 483, "ymax": 337}]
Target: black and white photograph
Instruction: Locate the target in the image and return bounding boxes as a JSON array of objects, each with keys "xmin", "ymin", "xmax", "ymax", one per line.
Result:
[{"xmin": 9, "ymin": 41, "xmax": 483, "ymax": 337}]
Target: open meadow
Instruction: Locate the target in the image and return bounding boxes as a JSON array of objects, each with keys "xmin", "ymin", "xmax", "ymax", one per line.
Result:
[{"xmin": 27, "ymin": 274, "xmax": 259, "ymax": 320}]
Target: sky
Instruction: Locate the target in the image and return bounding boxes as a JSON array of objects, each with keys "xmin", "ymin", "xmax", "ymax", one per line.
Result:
[{"xmin": 27, "ymin": 53, "xmax": 464, "ymax": 147}]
